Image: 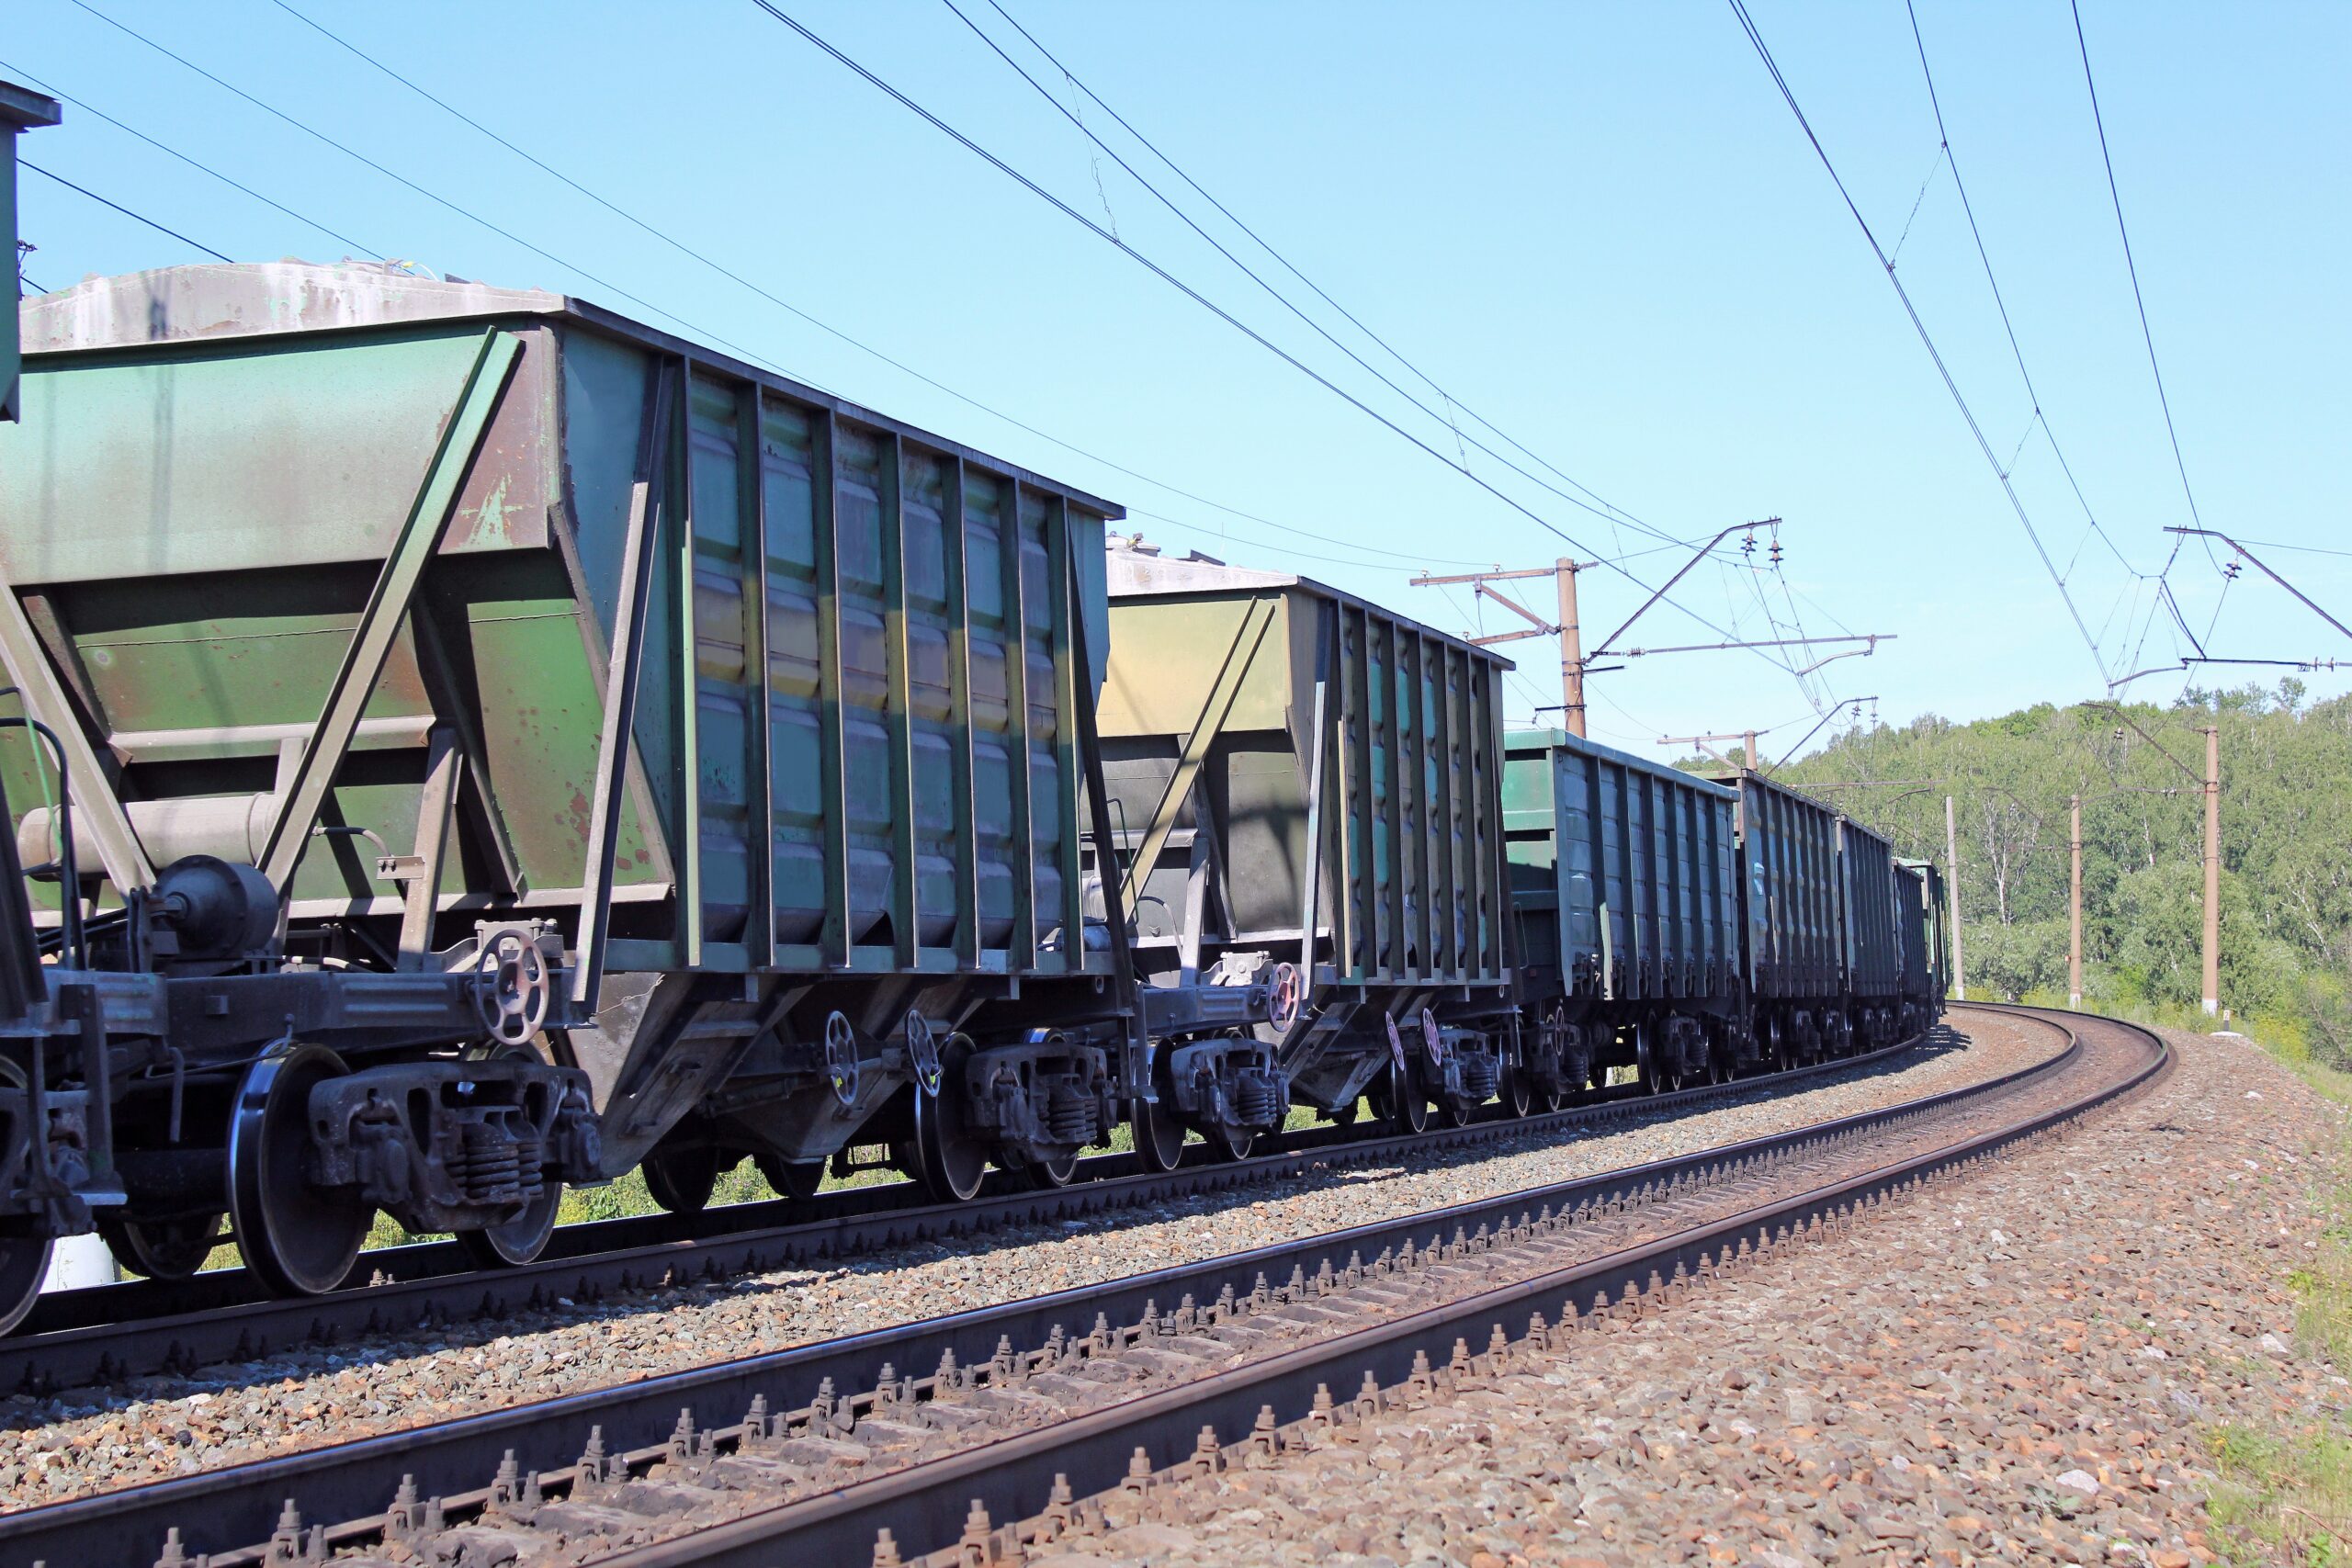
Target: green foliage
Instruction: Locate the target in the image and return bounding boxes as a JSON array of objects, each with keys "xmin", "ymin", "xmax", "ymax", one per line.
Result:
[
  {"xmin": 1736, "ymin": 684, "xmax": 2352, "ymax": 1060},
  {"xmin": 2199, "ymin": 1041, "xmax": 2352, "ymax": 1563}
]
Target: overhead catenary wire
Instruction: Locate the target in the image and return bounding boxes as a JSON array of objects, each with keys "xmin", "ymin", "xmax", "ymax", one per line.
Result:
[
  {"xmin": 68, "ymin": 0, "xmax": 1492, "ymax": 580},
  {"xmin": 19, "ymin": 160, "xmax": 232, "ymax": 262},
  {"xmin": 2222, "ymin": 536, "xmax": 2352, "ymax": 560},
  {"xmin": 1725, "ymin": 0, "xmax": 2109, "ymax": 682},
  {"xmin": 752, "ymin": 0, "xmax": 1818, "ymax": 681},
  {"xmin": 936, "ymin": 0, "xmax": 1691, "ymax": 551},
  {"xmin": 2069, "ymin": 0, "xmax": 2207, "ymax": 539},
  {"xmin": 66, "ymin": 0, "xmax": 808, "ymax": 378},
  {"xmin": 0, "ymin": 56, "xmax": 382, "ymax": 259},
  {"xmin": 1900, "ymin": 0, "xmax": 2137, "ymax": 584},
  {"xmin": 240, "ymin": 0, "xmax": 1509, "ymax": 574},
  {"xmin": 972, "ymin": 0, "xmax": 1664, "ymax": 545}
]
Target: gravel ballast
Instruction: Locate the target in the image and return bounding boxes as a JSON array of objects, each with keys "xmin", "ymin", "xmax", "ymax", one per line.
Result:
[
  {"xmin": 0, "ymin": 1013, "xmax": 2059, "ymax": 1511},
  {"xmin": 1038, "ymin": 1025, "xmax": 2345, "ymax": 1567}
]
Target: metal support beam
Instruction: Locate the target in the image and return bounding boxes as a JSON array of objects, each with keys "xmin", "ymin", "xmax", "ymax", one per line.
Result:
[
  {"xmin": 398, "ymin": 728, "xmax": 463, "ymax": 967},
  {"xmin": 1067, "ymin": 564, "xmax": 1145, "ymax": 1089},
  {"xmin": 1294, "ymin": 602, "xmax": 1335, "ymax": 1003},
  {"xmin": 572, "ymin": 360, "xmax": 678, "ymax": 1006},
  {"xmin": 2203, "ymin": 724, "xmax": 2221, "ymax": 1017},
  {"xmin": 258, "ymin": 329, "xmax": 520, "ymax": 890},
  {"xmin": 0, "ymin": 593, "xmax": 153, "ymax": 896}
]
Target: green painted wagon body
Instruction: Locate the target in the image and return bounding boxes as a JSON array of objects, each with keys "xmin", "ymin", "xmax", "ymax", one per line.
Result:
[{"xmin": 1, "ymin": 262, "xmax": 1127, "ymax": 1177}]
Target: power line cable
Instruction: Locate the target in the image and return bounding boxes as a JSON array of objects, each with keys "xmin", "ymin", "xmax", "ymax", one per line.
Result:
[
  {"xmin": 67, "ymin": 0, "xmax": 793, "ymax": 371},
  {"xmin": 975, "ymin": 0, "xmax": 1664, "ymax": 542},
  {"xmin": 938, "ymin": 0, "xmax": 1689, "ymax": 550},
  {"xmin": 78, "ymin": 0, "xmax": 1487, "ymax": 580},
  {"xmin": 19, "ymin": 160, "xmax": 231, "ymax": 262},
  {"xmin": 754, "ymin": 0, "xmax": 1631, "ymax": 541},
  {"xmin": 256, "ymin": 0, "xmax": 1505, "ymax": 572},
  {"xmin": 2068, "ymin": 0, "xmax": 2207, "ymax": 536},
  {"xmin": 0, "ymin": 56, "xmax": 381, "ymax": 259},
  {"xmin": 2223, "ymin": 536, "xmax": 2352, "ymax": 560},
  {"xmin": 1725, "ymin": 0, "xmax": 2109, "ymax": 680},
  {"xmin": 752, "ymin": 0, "xmax": 1807, "ymax": 673},
  {"xmin": 1901, "ymin": 0, "xmax": 2137, "ymax": 581}
]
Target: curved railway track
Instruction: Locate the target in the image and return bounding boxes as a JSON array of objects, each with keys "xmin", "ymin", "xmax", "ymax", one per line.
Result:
[
  {"xmin": 0, "ymin": 1004, "xmax": 2158, "ymax": 1568},
  {"xmin": 6, "ymin": 1025, "xmax": 1952, "ymax": 1394}
]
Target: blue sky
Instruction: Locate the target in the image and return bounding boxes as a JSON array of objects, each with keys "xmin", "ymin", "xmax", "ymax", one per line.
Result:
[{"xmin": 9, "ymin": 1, "xmax": 2346, "ymax": 761}]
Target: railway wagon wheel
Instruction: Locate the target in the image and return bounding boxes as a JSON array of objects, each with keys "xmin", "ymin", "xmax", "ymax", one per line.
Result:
[
  {"xmin": 753, "ymin": 1154, "xmax": 825, "ymax": 1201},
  {"xmin": 97, "ymin": 1212, "xmax": 222, "ymax": 1280},
  {"xmin": 1132, "ymin": 1089, "xmax": 1188, "ymax": 1174},
  {"xmin": 227, "ymin": 1041, "xmax": 373, "ymax": 1298},
  {"xmin": 642, "ymin": 1138, "xmax": 720, "ymax": 1215},
  {"xmin": 1023, "ymin": 1152, "xmax": 1081, "ymax": 1189},
  {"xmin": 0, "ymin": 1063, "xmax": 50, "ymax": 1333},
  {"xmin": 0, "ymin": 1225, "xmax": 48, "ymax": 1337},
  {"xmin": 1370, "ymin": 1059, "xmax": 1431, "ymax": 1136},
  {"xmin": 1634, "ymin": 1021, "xmax": 1676, "ymax": 1094},
  {"xmin": 1499, "ymin": 1059, "xmax": 1534, "ymax": 1119},
  {"xmin": 1201, "ymin": 1123, "xmax": 1256, "ymax": 1163},
  {"xmin": 457, "ymin": 1042, "xmax": 566, "ymax": 1269},
  {"xmin": 910, "ymin": 1033, "xmax": 988, "ymax": 1203}
]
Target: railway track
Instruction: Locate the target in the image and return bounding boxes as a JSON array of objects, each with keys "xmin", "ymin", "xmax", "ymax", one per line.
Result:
[
  {"xmin": 0, "ymin": 1028, "xmax": 1950, "ymax": 1395},
  {"xmin": 0, "ymin": 1004, "xmax": 2154, "ymax": 1568}
]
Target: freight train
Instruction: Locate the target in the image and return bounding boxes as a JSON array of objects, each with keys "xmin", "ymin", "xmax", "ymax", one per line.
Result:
[{"xmin": 0, "ymin": 259, "xmax": 1944, "ymax": 1331}]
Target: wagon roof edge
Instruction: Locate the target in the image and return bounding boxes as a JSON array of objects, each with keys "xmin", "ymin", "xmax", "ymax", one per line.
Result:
[{"xmin": 17, "ymin": 260, "xmax": 1127, "ymax": 518}]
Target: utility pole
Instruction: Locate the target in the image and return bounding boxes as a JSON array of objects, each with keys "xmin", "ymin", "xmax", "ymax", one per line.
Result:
[
  {"xmin": 2084, "ymin": 701, "xmax": 2222, "ymax": 1020},
  {"xmin": 1412, "ymin": 519, "xmax": 1894, "ymax": 745},
  {"xmin": 1408, "ymin": 560, "xmax": 1597, "ymax": 737},
  {"xmin": 2068, "ymin": 794, "xmax": 2083, "ymax": 1010},
  {"xmin": 1658, "ymin": 730, "xmax": 1762, "ymax": 770},
  {"xmin": 1555, "ymin": 558, "xmax": 1584, "ymax": 738},
  {"xmin": 2203, "ymin": 725, "xmax": 2221, "ymax": 1017},
  {"xmin": 1944, "ymin": 795, "xmax": 1964, "ymax": 1001}
]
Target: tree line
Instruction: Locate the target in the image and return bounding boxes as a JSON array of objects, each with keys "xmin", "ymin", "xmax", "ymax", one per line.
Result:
[{"xmin": 1687, "ymin": 681, "xmax": 2352, "ymax": 1060}]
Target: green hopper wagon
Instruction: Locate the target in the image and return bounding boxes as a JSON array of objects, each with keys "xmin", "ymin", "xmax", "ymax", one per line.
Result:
[{"xmin": 1095, "ymin": 539, "xmax": 1516, "ymax": 1150}]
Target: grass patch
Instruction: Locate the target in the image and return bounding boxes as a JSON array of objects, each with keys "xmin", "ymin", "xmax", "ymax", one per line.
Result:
[
  {"xmin": 2207, "ymin": 1423, "xmax": 2352, "ymax": 1564},
  {"xmin": 2199, "ymin": 1019, "xmax": 2352, "ymax": 1562}
]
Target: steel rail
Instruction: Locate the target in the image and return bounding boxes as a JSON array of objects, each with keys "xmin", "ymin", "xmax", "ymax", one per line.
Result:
[
  {"xmin": 3, "ymin": 1028, "xmax": 1944, "ymax": 1393},
  {"xmin": 0, "ymin": 1008, "xmax": 2086, "ymax": 1567},
  {"xmin": 594, "ymin": 1008, "xmax": 2160, "ymax": 1568}
]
